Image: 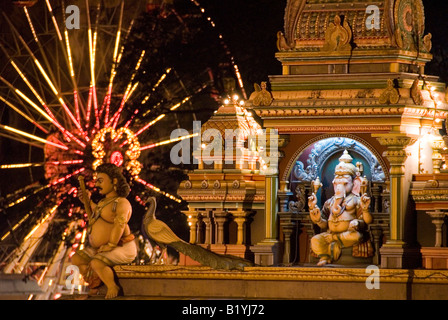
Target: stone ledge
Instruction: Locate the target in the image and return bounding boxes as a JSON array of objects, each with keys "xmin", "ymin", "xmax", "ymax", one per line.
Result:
[
  {"xmin": 114, "ymin": 265, "xmax": 448, "ymax": 284},
  {"xmin": 109, "ymin": 265, "xmax": 448, "ymax": 300}
]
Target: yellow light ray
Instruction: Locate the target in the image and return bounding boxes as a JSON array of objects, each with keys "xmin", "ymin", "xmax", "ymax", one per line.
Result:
[
  {"xmin": 109, "ymin": 50, "xmax": 146, "ymax": 128},
  {"xmin": 3, "ymin": 13, "xmax": 84, "ymax": 134},
  {"xmin": 24, "ymin": 204, "xmax": 59, "ymax": 241},
  {"xmin": 140, "ymin": 132, "xmax": 198, "ymax": 151},
  {"xmin": 11, "ymin": 87, "xmax": 55, "ymax": 124},
  {"xmin": 23, "ymin": 7, "xmax": 38, "ymax": 43},
  {"xmin": 24, "ymin": 3, "xmax": 85, "ymax": 132},
  {"xmin": 102, "ymin": 1, "xmax": 124, "ymax": 122},
  {"xmin": 0, "ymin": 160, "xmax": 83, "ymax": 169},
  {"xmin": 86, "ymin": 0, "xmax": 96, "ymax": 88},
  {"xmin": 1, "ymin": 163, "xmax": 37, "ymax": 169},
  {"xmin": 45, "ymin": 0, "xmax": 62, "ymax": 41},
  {"xmin": 0, "ymin": 124, "xmax": 69, "ymax": 150},
  {"xmin": 64, "ymin": 30, "xmax": 75, "ymax": 78},
  {"xmin": 140, "ymin": 68, "xmax": 172, "ymax": 110},
  {"xmin": 134, "ymin": 177, "xmax": 182, "ymax": 203},
  {"xmin": 9, "ymin": 85, "xmax": 87, "ymax": 149},
  {"xmin": 64, "ymin": 29, "xmax": 82, "ymax": 125},
  {"xmin": 0, "ymin": 94, "xmax": 48, "ymax": 134},
  {"xmin": 170, "ymin": 96, "xmax": 191, "ymax": 111},
  {"xmin": 1, "ymin": 213, "xmax": 30, "ymax": 241},
  {"xmin": 135, "ymin": 114, "xmax": 166, "ymax": 136},
  {"xmin": 3, "ymin": 184, "xmax": 51, "ymax": 211}
]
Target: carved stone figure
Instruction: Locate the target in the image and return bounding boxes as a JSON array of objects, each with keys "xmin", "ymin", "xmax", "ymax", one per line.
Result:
[
  {"xmin": 292, "ymin": 160, "xmax": 311, "ymax": 182},
  {"xmin": 379, "ymin": 79, "xmax": 400, "ymax": 104},
  {"xmin": 249, "ymin": 81, "xmax": 273, "ymax": 106},
  {"xmin": 410, "ymin": 78, "xmax": 423, "ymax": 105},
  {"xmin": 277, "ymin": 31, "xmax": 293, "ymax": 51},
  {"xmin": 308, "ymin": 150, "xmax": 373, "ymax": 266},
  {"xmin": 74, "ymin": 163, "xmax": 137, "ymax": 299},
  {"xmin": 288, "ymin": 184, "xmax": 306, "ymax": 213}
]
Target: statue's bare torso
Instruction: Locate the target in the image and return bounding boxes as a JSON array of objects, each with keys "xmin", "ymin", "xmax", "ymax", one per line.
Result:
[{"xmin": 89, "ymin": 198, "xmax": 131, "ymax": 249}]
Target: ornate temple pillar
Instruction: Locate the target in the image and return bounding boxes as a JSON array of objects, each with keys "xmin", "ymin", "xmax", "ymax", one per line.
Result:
[
  {"xmin": 250, "ymin": 131, "xmax": 285, "ymax": 266},
  {"xmin": 264, "ymin": 175, "xmax": 279, "ymax": 242},
  {"xmin": 426, "ymin": 210, "xmax": 446, "ymax": 248},
  {"xmin": 278, "ymin": 180, "xmax": 294, "ymax": 265},
  {"xmin": 213, "ymin": 211, "xmax": 227, "ymax": 245},
  {"xmin": 420, "ymin": 210, "xmax": 448, "ymax": 269},
  {"xmin": 182, "ymin": 210, "xmax": 198, "ymax": 244},
  {"xmin": 374, "ymin": 133, "xmax": 420, "ymax": 268},
  {"xmin": 202, "ymin": 211, "xmax": 213, "ymax": 245},
  {"xmin": 233, "ymin": 210, "xmax": 247, "ymax": 245}
]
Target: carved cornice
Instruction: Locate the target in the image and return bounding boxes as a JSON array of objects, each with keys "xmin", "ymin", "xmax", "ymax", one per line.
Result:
[
  {"xmin": 411, "ymin": 191, "xmax": 448, "ymax": 203},
  {"xmin": 374, "ymin": 134, "xmax": 416, "ymax": 148},
  {"xmin": 179, "ymin": 195, "xmax": 266, "ymax": 202},
  {"xmin": 253, "ymin": 106, "xmax": 447, "ymax": 120},
  {"xmin": 277, "ymin": 126, "xmax": 392, "ymax": 133}
]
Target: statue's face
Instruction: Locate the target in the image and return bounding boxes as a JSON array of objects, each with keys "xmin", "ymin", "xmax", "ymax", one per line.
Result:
[
  {"xmin": 94, "ymin": 172, "xmax": 117, "ymax": 196},
  {"xmin": 332, "ymin": 174, "xmax": 353, "ymax": 199}
]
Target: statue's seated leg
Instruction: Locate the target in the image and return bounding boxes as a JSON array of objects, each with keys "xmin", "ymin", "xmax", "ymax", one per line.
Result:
[
  {"xmin": 331, "ymin": 230, "xmax": 366, "ymax": 264},
  {"xmin": 311, "ymin": 233, "xmax": 332, "ymax": 265},
  {"xmin": 311, "ymin": 231, "xmax": 365, "ymax": 265},
  {"xmin": 337, "ymin": 230, "xmax": 362, "ymax": 248}
]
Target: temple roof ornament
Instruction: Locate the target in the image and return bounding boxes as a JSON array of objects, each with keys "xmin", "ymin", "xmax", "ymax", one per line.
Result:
[
  {"xmin": 378, "ymin": 79, "xmax": 400, "ymax": 104},
  {"xmin": 322, "ymin": 15, "xmax": 352, "ymax": 52},
  {"xmin": 279, "ymin": 0, "xmax": 431, "ymax": 54}
]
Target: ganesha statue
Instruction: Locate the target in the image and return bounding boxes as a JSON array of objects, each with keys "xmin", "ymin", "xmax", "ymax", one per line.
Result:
[{"xmin": 308, "ymin": 150, "xmax": 373, "ymax": 266}]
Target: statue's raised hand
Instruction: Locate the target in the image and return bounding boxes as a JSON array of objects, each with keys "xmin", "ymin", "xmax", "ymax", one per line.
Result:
[
  {"xmin": 78, "ymin": 187, "xmax": 91, "ymax": 203},
  {"xmin": 308, "ymin": 193, "xmax": 321, "ymax": 223},
  {"xmin": 308, "ymin": 193, "xmax": 317, "ymax": 210},
  {"xmin": 360, "ymin": 193, "xmax": 371, "ymax": 211}
]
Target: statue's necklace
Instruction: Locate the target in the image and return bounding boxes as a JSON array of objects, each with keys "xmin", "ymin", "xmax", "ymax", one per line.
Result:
[
  {"xmin": 88, "ymin": 196, "xmax": 119, "ymax": 231},
  {"xmin": 96, "ymin": 196, "xmax": 119, "ymax": 212}
]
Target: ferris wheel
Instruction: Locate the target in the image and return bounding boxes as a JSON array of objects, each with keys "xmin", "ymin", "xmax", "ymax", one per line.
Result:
[{"xmin": 0, "ymin": 0, "xmax": 245, "ymax": 294}]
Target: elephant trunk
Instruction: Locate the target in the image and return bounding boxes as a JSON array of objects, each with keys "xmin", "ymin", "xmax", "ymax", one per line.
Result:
[{"xmin": 332, "ymin": 184, "xmax": 346, "ymax": 215}]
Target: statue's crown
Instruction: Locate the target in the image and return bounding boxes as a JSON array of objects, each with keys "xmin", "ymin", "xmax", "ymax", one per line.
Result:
[{"xmin": 334, "ymin": 150, "xmax": 357, "ymax": 176}]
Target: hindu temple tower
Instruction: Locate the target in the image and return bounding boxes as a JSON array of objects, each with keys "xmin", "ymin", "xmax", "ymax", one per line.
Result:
[{"xmin": 178, "ymin": 0, "xmax": 448, "ymax": 269}]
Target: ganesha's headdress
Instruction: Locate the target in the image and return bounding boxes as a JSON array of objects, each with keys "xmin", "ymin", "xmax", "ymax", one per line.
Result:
[{"xmin": 334, "ymin": 150, "xmax": 358, "ymax": 177}]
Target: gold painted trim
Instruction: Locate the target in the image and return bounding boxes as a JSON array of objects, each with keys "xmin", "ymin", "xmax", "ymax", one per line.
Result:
[{"xmin": 114, "ymin": 265, "xmax": 448, "ymax": 284}]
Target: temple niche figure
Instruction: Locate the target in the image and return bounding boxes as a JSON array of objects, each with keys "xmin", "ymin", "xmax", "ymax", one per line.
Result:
[{"xmin": 308, "ymin": 150, "xmax": 373, "ymax": 266}]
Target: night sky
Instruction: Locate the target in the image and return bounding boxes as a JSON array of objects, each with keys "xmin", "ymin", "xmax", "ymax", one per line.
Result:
[{"xmin": 202, "ymin": 0, "xmax": 448, "ymax": 85}]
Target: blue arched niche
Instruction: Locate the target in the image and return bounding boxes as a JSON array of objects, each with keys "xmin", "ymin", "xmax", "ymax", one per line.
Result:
[{"xmin": 287, "ymin": 137, "xmax": 387, "ymax": 207}]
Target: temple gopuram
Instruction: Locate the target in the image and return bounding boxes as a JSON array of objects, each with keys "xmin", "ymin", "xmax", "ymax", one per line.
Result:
[{"xmin": 104, "ymin": 0, "xmax": 448, "ymax": 300}]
